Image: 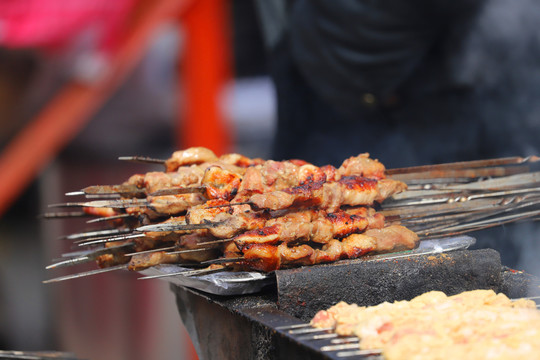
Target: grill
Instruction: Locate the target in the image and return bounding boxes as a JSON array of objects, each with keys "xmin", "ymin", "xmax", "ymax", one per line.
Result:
[
  {"xmin": 40, "ymin": 151, "xmax": 540, "ymax": 359},
  {"xmin": 171, "ymin": 248, "xmax": 540, "ymax": 360}
]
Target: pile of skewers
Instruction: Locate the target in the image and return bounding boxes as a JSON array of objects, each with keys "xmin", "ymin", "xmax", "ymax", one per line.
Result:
[{"xmin": 44, "ymin": 147, "xmax": 540, "ymax": 283}]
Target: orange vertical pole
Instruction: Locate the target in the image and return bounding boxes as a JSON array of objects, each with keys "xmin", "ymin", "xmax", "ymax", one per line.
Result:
[
  {"xmin": 179, "ymin": 0, "xmax": 233, "ymax": 156},
  {"xmin": 177, "ymin": 2, "xmax": 233, "ymax": 358}
]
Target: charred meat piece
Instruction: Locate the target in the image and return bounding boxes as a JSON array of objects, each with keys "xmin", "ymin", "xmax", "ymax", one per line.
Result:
[
  {"xmin": 164, "ymin": 147, "xmax": 218, "ymax": 171},
  {"xmin": 249, "ymin": 177, "xmax": 406, "ymax": 212},
  {"xmin": 337, "ymin": 153, "xmax": 386, "ymax": 179},
  {"xmin": 238, "ymin": 224, "xmax": 418, "ymax": 272}
]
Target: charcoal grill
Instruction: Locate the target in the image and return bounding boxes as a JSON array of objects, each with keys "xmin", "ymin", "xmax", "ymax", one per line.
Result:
[{"xmin": 171, "ymin": 248, "xmax": 540, "ymax": 360}]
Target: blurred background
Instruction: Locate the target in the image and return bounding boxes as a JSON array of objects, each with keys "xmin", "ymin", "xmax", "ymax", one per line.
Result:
[
  {"xmin": 0, "ymin": 0, "xmax": 274, "ymax": 359},
  {"xmin": 1, "ymin": 0, "xmax": 540, "ymax": 359}
]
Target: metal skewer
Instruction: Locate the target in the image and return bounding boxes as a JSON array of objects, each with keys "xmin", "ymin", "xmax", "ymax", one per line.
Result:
[
  {"xmin": 275, "ymin": 323, "xmax": 311, "ymax": 330},
  {"xmin": 124, "ymin": 246, "xmax": 177, "ymax": 257},
  {"xmin": 43, "ymin": 264, "xmax": 129, "ymax": 283},
  {"xmin": 167, "ymin": 247, "xmax": 212, "ymax": 255},
  {"xmin": 46, "ymin": 255, "xmax": 90, "ymax": 269},
  {"xmin": 200, "ymin": 257, "xmax": 245, "ymax": 265},
  {"xmin": 288, "ymin": 326, "xmax": 333, "ymax": 335},
  {"xmin": 392, "ymin": 166, "xmax": 529, "ymax": 183},
  {"xmin": 73, "ymin": 231, "xmax": 140, "ymax": 244},
  {"xmin": 0, "ymin": 350, "xmax": 80, "ymax": 360},
  {"xmin": 196, "ymin": 238, "xmax": 234, "ymax": 246},
  {"xmin": 39, "ymin": 211, "xmax": 89, "ymax": 219},
  {"xmin": 206, "ymin": 201, "xmax": 252, "ymax": 209},
  {"xmin": 421, "ymin": 208, "xmax": 540, "ymax": 236},
  {"xmin": 297, "ymin": 333, "xmax": 338, "ymax": 341},
  {"xmin": 64, "ymin": 191, "xmax": 85, "ymax": 196},
  {"xmin": 331, "ymin": 337, "xmax": 360, "ymax": 344},
  {"xmin": 118, "ymin": 156, "xmax": 166, "ymax": 164},
  {"xmin": 78, "ymin": 199, "xmax": 149, "ymax": 209},
  {"xmin": 61, "ymin": 228, "xmax": 133, "ymax": 240},
  {"xmin": 68, "ymin": 184, "xmax": 145, "ymax": 196},
  {"xmin": 137, "ymin": 266, "xmax": 226, "ymax": 280},
  {"xmin": 46, "ymin": 243, "xmax": 133, "ymax": 269},
  {"xmin": 48, "ymin": 199, "xmax": 149, "ymax": 209},
  {"xmin": 0, "ymin": 353, "xmax": 41, "ymax": 359},
  {"xmin": 386, "ymin": 155, "xmax": 540, "ymax": 176},
  {"xmin": 149, "ymin": 186, "xmax": 207, "ymax": 196},
  {"xmin": 48, "ymin": 202, "xmax": 91, "ymax": 208},
  {"xmin": 124, "ymin": 246, "xmax": 212, "ymax": 257},
  {"xmin": 87, "ymin": 213, "xmax": 135, "ymax": 224},
  {"xmin": 442, "ymin": 171, "xmax": 540, "ymax": 191},
  {"xmin": 409, "ymin": 195, "xmax": 540, "ymax": 235},
  {"xmin": 84, "ymin": 193, "xmax": 123, "ymax": 199},
  {"xmin": 321, "ymin": 343, "xmax": 361, "ymax": 352},
  {"xmin": 76, "ymin": 233, "xmax": 146, "ymax": 247},
  {"xmin": 336, "ymin": 349, "xmax": 383, "ymax": 358},
  {"xmin": 513, "ymin": 295, "xmax": 540, "ymax": 301},
  {"xmin": 136, "ymin": 221, "xmax": 224, "ymax": 233}
]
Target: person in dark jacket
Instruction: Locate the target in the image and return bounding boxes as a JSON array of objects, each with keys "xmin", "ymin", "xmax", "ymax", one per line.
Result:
[{"xmin": 255, "ymin": 0, "xmax": 540, "ymax": 274}]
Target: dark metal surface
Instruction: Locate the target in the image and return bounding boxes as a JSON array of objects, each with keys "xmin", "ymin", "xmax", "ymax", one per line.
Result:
[
  {"xmin": 276, "ymin": 249, "xmax": 501, "ymax": 321},
  {"xmin": 172, "ymin": 285, "xmax": 342, "ymax": 360},
  {"xmin": 500, "ymin": 266, "xmax": 540, "ymax": 298},
  {"xmin": 171, "ymin": 249, "xmax": 538, "ymax": 360}
]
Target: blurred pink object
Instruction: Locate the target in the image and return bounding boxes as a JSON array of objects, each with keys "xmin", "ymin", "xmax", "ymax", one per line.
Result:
[{"xmin": 0, "ymin": 0, "xmax": 136, "ymax": 52}]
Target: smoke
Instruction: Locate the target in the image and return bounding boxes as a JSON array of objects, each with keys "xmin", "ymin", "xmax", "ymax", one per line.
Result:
[
  {"xmin": 453, "ymin": 0, "xmax": 540, "ymax": 281},
  {"xmin": 459, "ymin": 0, "xmax": 540, "ymax": 88},
  {"xmin": 457, "ymin": 0, "xmax": 540, "ymax": 153}
]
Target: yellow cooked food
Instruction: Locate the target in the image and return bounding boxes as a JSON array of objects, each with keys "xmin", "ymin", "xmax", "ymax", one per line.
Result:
[{"xmin": 311, "ymin": 289, "xmax": 540, "ymax": 360}]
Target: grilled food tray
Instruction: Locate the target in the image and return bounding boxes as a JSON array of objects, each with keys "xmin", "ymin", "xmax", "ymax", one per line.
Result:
[{"xmin": 139, "ymin": 235, "xmax": 475, "ymax": 295}]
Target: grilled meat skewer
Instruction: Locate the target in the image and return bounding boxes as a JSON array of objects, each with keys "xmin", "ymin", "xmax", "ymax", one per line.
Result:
[
  {"xmin": 238, "ymin": 225, "xmax": 419, "ymax": 272},
  {"xmin": 164, "ymin": 147, "xmax": 265, "ymax": 172},
  {"xmin": 247, "ymin": 176, "xmax": 407, "ymax": 212},
  {"xmin": 233, "ymin": 207, "xmax": 384, "ymax": 246}
]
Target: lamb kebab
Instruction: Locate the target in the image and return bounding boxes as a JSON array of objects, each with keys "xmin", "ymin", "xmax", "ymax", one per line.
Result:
[
  {"xmin": 126, "ymin": 231, "xmax": 221, "ymax": 271},
  {"xmin": 163, "ymin": 147, "xmax": 265, "ymax": 172},
  {"xmin": 231, "ymin": 207, "xmax": 384, "ymax": 246},
  {"xmin": 60, "ymin": 165, "xmax": 405, "ymax": 273},
  {"xmin": 162, "ymin": 146, "xmax": 386, "ymax": 179},
  {"xmin": 119, "ymin": 147, "xmax": 264, "ymax": 170},
  {"xmin": 74, "ymin": 151, "xmax": 386, "ymax": 200},
  {"xmin": 242, "ymin": 176, "xmax": 406, "ymax": 212},
  {"xmin": 63, "ymin": 152, "xmax": 391, "ymax": 231},
  {"xmin": 80, "ymin": 205, "xmax": 389, "ymax": 270},
  {"xmin": 45, "ymin": 148, "xmax": 418, "ymax": 282},
  {"xmin": 121, "ymin": 222, "xmax": 417, "ymax": 273},
  {"xmin": 92, "ymin": 163, "xmax": 401, "ymax": 218},
  {"xmin": 76, "ymin": 228, "xmax": 223, "ymax": 272},
  {"xmin": 233, "ymin": 225, "xmax": 419, "ymax": 272},
  {"xmin": 69, "ymin": 161, "xmax": 325, "ymax": 220},
  {"xmin": 137, "ymin": 205, "xmax": 385, "ymax": 243}
]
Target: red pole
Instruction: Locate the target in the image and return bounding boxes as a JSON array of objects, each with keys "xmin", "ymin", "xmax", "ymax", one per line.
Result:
[
  {"xmin": 177, "ymin": 1, "xmax": 233, "ymax": 357},
  {"xmin": 179, "ymin": 0, "xmax": 233, "ymax": 156}
]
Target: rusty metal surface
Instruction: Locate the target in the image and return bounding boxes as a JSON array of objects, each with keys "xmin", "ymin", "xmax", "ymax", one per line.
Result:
[{"xmin": 276, "ymin": 249, "xmax": 502, "ymax": 321}]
